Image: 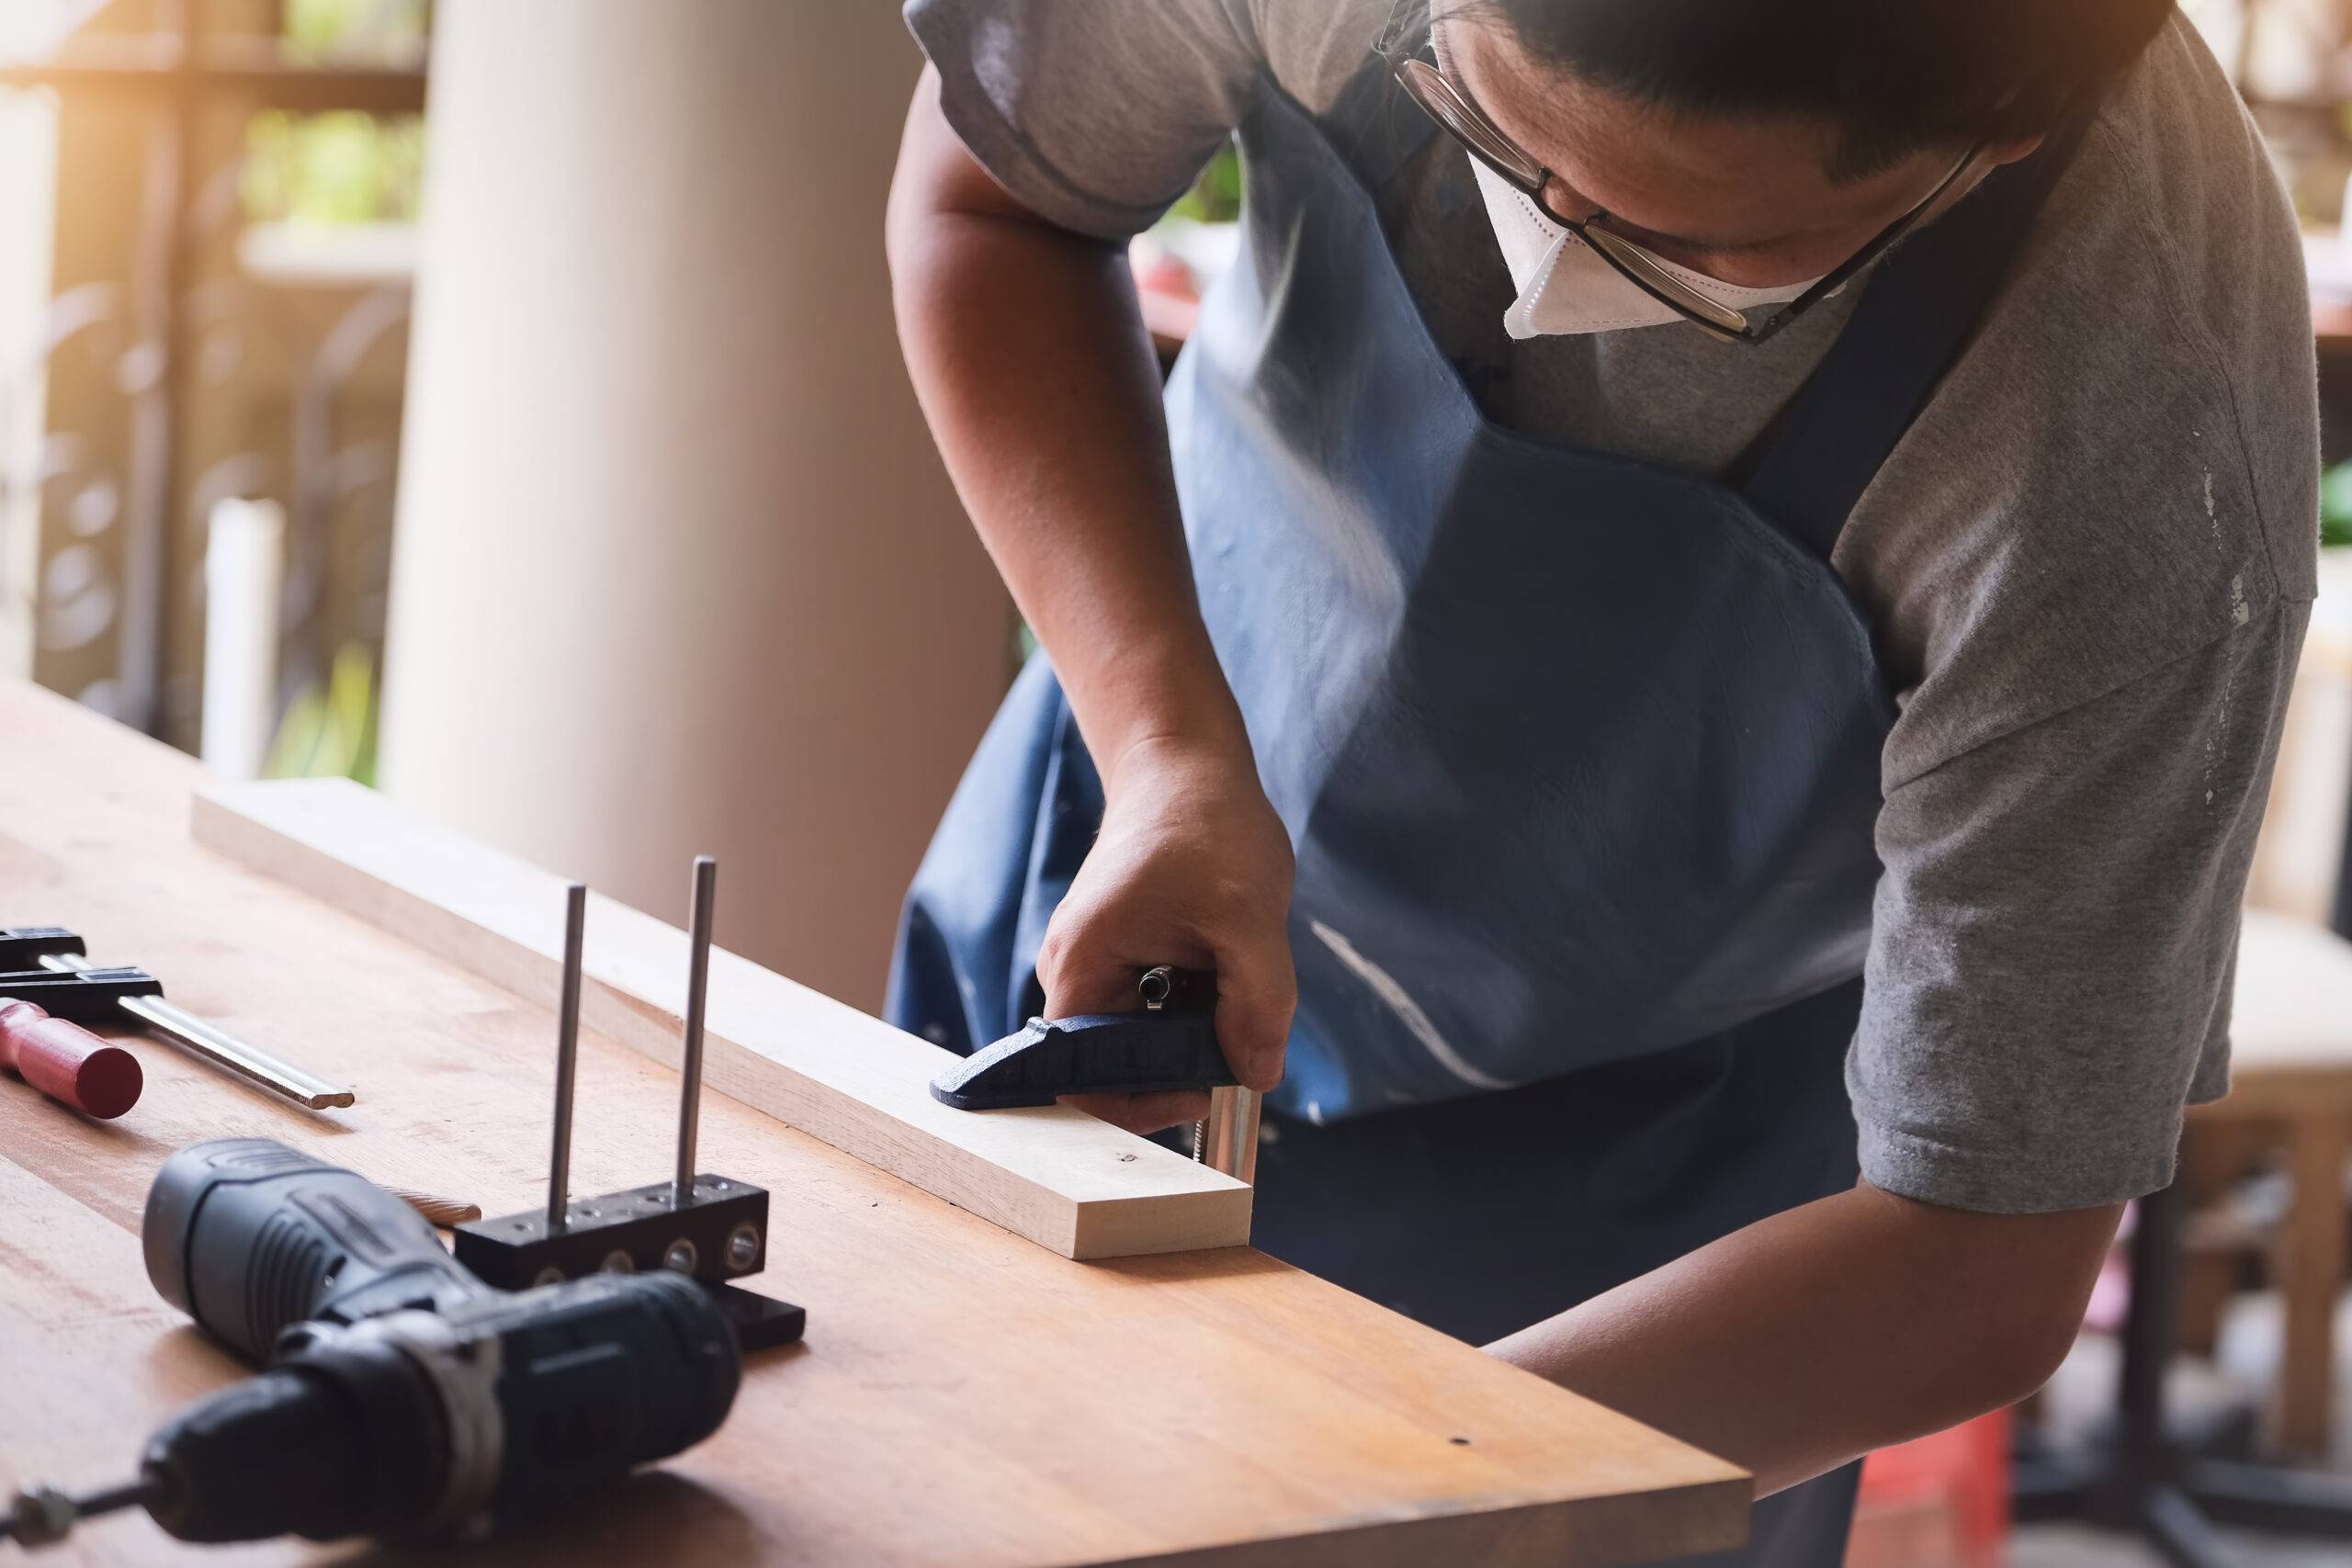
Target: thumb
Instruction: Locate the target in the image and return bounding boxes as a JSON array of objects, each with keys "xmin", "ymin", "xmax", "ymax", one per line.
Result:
[{"xmin": 1036, "ymin": 920, "xmax": 1147, "ymax": 1021}]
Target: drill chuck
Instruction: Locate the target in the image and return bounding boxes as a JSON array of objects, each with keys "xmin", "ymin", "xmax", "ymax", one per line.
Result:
[{"xmin": 138, "ymin": 1359, "xmax": 421, "ymax": 1543}]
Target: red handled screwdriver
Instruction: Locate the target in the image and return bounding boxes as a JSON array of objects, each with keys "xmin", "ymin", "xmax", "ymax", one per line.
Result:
[{"xmin": 0, "ymin": 998, "xmax": 142, "ymax": 1119}]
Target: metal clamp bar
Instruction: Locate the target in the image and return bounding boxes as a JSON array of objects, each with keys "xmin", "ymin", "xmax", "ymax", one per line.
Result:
[
  {"xmin": 37, "ymin": 953, "xmax": 354, "ymax": 1110},
  {"xmin": 1199, "ymin": 1085, "xmax": 1260, "ymax": 1185}
]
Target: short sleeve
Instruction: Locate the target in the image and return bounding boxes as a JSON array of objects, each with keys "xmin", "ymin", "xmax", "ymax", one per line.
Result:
[
  {"xmin": 1849, "ymin": 599, "xmax": 2310, "ymax": 1214},
  {"xmin": 905, "ymin": 0, "xmax": 1261, "ymax": 241}
]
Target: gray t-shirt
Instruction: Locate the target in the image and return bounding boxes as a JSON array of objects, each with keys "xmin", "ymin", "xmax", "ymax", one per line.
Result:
[{"xmin": 908, "ymin": 0, "xmax": 2323, "ymax": 1213}]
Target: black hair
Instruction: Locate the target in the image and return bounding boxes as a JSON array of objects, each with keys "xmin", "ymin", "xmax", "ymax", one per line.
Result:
[{"xmin": 1488, "ymin": 0, "xmax": 2172, "ymax": 179}]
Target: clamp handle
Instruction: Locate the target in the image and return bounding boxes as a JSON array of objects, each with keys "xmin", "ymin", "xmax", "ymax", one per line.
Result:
[{"xmin": 928, "ymin": 967, "xmax": 1238, "ymax": 1110}]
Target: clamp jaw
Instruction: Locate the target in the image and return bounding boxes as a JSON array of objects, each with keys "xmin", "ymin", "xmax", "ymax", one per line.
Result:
[{"xmin": 929, "ymin": 967, "xmax": 1259, "ymax": 1181}]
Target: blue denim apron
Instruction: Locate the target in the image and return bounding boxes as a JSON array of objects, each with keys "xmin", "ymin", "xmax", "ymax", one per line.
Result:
[{"xmin": 890, "ymin": 58, "xmax": 2083, "ymax": 1567}]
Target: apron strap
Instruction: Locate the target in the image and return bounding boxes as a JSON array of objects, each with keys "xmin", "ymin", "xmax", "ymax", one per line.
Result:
[
  {"xmin": 1319, "ymin": 47, "xmax": 1438, "ymax": 193},
  {"xmin": 1738, "ymin": 109, "xmax": 2097, "ymax": 560}
]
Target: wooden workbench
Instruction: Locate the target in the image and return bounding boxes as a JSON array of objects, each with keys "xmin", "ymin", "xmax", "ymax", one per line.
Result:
[{"xmin": 0, "ymin": 681, "xmax": 1747, "ymax": 1567}]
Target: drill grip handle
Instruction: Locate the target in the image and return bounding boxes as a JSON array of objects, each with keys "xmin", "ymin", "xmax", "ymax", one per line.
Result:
[{"xmin": 143, "ymin": 1139, "xmax": 490, "ymax": 1362}]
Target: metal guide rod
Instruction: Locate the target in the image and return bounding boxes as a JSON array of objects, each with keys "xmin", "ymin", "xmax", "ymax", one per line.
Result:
[
  {"xmin": 37, "ymin": 952, "xmax": 353, "ymax": 1110},
  {"xmin": 675, "ymin": 855, "xmax": 717, "ymax": 1203},
  {"xmin": 1156, "ymin": 966, "xmax": 1258, "ymax": 1184},
  {"xmin": 1200, "ymin": 1086, "xmax": 1260, "ymax": 1184},
  {"xmin": 546, "ymin": 883, "xmax": 588, "ymax": 1232}
]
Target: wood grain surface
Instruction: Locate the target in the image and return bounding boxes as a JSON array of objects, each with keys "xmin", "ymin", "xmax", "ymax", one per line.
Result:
[
  {"xmin": 0, "ymin": 680, "xmax": 1748, "ymax": 1567},
  {"xmin": 192, "ymin": 777, "xmax": 1249, "ymax": 1259}
]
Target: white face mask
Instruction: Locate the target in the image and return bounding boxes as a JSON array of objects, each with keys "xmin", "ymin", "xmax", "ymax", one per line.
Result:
[
  {"xmin": 1464, "ymin": 154, "xmax": 1829, "ymax": 340},
  {"xmin": 1424, "ymin": 23, "xmax": 1828, "ymax": 341}
]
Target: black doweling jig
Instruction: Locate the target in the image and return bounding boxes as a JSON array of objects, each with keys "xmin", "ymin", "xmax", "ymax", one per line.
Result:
[{"xmin": 451, "ymin": 862, "xmax": 807, "ymax": 1351}]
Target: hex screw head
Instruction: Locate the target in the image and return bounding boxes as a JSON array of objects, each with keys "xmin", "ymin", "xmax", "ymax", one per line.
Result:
[
  {"xmin": 533, "ymin": 1266, "xmax": 565, "ymax": 1288},
  {"xmin": 663, "ymin": 1238, "xmax": 699, "ymax": 1274},
  {"xmin": 725, "ymin": 1223, "xmax": 760, "ymax": 1271},
  {"xmin": 602, "ymin": 1250, "xmax": 636, "ymax": 1274}
]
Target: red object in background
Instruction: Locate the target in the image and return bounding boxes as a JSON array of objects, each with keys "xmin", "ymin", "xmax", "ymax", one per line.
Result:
[
  {"xmin": 1845, "ymin": 1407, "xmax": 2012, "ymax": 1568},
  {"xmin": 0, "ymin": 998, "xmax": 142, "ymax": 1119},
  {"xmin": 1131, "ymin": 248, "xmax": 1198, "ymax": 302},
  {"xmin": 1131, "ymin": 250, "xmax": 1203, "ymax": 359}
]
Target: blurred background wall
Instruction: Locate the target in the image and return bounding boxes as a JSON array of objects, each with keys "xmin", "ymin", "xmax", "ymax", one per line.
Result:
[
  {"xmin": 0, "ymin": 0, "xmax": 2345, "ymax": 990},
  {"xmin": 377, "ymin": 1, "xmax": 1006, "ymax": 1005},
  {"xmin": 0, "ymin": 0, "xmax": 1010, "ymax": 1008}
]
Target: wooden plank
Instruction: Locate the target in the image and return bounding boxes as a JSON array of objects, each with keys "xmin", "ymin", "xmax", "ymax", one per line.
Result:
[
  {"xmin": 0, "ymin": 678, "xmax": 1750, "ymax": 1565},
  {"xmin": 190, "ymin": 777, "xmax": 1249, "ymax": 1261}
]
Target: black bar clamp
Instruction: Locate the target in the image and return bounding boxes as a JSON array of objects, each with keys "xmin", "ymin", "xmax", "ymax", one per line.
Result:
[
  {"xmin": 931, "ymin": 965, "xmax": 1235, "ymax": 1109},
  {"xmin": 0, "ymin": 928, "xmax": 85, "ymax": 969},
  {"xmin": 0, "ymin": 964, "xmax": 163, "ymax": 1026}
]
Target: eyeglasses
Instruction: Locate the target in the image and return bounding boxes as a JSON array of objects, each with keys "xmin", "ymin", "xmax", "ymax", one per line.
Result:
[{"xmin": 1373, "ymin": 5, "xmax": 1983, "ymax": 346}]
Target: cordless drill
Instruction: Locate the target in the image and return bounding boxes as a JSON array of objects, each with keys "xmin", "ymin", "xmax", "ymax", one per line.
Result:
[{"xmin": 2, "ymin": 1139, "xmax": 743, "ymax": 1549}]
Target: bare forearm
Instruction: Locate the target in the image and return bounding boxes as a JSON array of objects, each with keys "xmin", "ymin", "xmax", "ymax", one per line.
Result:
[
  {"xmin": 1488, "ymin": 1182, "xmax": 2120, "ymax": 1495},
  {"xmin": 887, "ymin": 70, "xmax": 1246, "ymax": 783}
]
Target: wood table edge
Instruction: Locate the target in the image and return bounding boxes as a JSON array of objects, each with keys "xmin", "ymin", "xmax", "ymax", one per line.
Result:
[{"xmin": 1085, "ymin": 1473, "xmax": 1752, "ymax": 1568}]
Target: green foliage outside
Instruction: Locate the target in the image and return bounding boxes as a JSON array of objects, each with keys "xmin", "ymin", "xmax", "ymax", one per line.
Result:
[
  {"xmin": 243, "ymin": 110, "xmax": 424, "ymax": 226},
  {"xmin": 266, "ymin": 644, "xmax": 379, "ymax": 786},
  {"xmin": 2324, "ymin": 461, "xmax": 2352, "ymax": 548},
  {"xmin": 283, "ymin": 0, "xmax": 429, "ymax": 63},
  {"xmin": 1167, "ymin": 143, "xmax": 1242, "ymax": 225},
  {"xmin": 245, "ymin": 0, "xmax": 430, "ymax": 226}
]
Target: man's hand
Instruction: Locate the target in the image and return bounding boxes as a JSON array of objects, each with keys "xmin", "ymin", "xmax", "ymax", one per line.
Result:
[
  {"xmin": 1039, "ymin": 734, "xmax": 1295, "ymax": 1134},
  {"xmin": 890, "ymin": 69, "xmax": 1283, "ymax": 1138},
  {"xmin": 1487, "ymin": 1180, "xmax": 2122, "ymax": 1496}
]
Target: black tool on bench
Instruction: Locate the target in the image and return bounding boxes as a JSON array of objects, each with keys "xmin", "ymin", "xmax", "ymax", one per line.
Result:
[
  {"xmin": 931, "ymin": 965, "xmax": 1233, "ymax": 1108},
  {"xmin": 1, "ymin": 1136, "xmax": 742, "ymax": 1550},
  {"xmin": 0, "ymin": 928, "xmax": 102, "ymax": 970},
  {"xmin": 451, "ymin": 861, "xmax": 806, "ymax": 1352},
  {"xmin": 931, "ymin": 965, "xmax": 1260, "ymax": 1179},
  {"xmin": 0, "ymin": 963, "xmax": 163, "ymax": 1022},
  {"xmin": 0, "ymin": 927, "xmax": 161, "ymax": 1023},
  {"xmin": 0, "ymin": 926, "xmax": 354, "ymax": 1110}
]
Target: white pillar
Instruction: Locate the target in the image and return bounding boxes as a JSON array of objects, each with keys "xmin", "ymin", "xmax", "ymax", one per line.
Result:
[
  {"xmin": 382, "ymin": 1, "xmax": 1008, "ymax": 1009},
  {"xmin": 0, "ymin": 73, "xmax": 58, "ymax": 682},
  {"xmin": 200, "ymin": 496, "xmax": 283, "ymax": 780}
]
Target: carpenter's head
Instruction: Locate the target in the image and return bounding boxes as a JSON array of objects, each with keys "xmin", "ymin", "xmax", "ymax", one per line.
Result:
[{"xmin": 1429, "ymin": 0, "xmax": 2171, "ymax": 288}]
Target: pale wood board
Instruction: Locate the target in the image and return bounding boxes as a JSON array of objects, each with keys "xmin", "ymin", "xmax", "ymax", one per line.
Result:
[
  {"xmin": 0, "ymin": 679, "xmax": 1749, "ymax": 1566},
  {"xmin": 190, "ymin": 776, "xmax": 1249, "ymax": 1259}
]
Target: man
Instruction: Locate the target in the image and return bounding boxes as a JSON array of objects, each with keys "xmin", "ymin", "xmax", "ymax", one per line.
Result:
[{"xmin": 882, "ymin": 2, "xmax": 2319, "ymax": 1561}]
